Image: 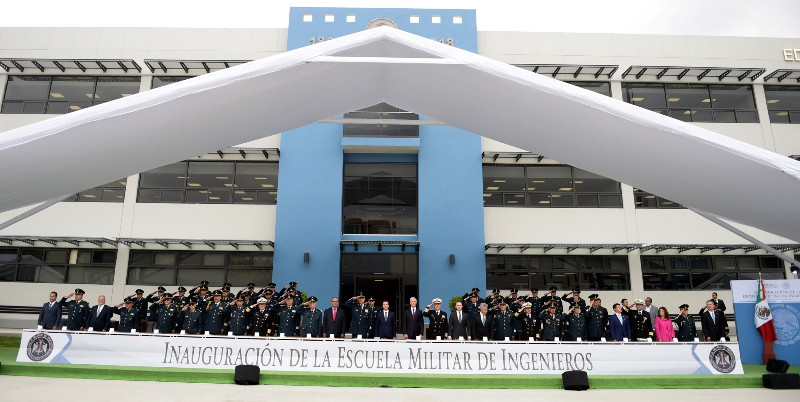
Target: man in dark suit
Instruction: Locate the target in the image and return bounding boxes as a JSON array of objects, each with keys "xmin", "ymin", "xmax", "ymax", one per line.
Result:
[
  {"xmin": 86, "ymin": 295, "xmax": 113, "ymax": 332},
  {"xmin": 322, "ymin": 297, "xmax": 346, "ymax": 338},
  {"xmin": 374, "ymin": 300, "xmax": 396, "ymax": 339},
  {"xmin": 710, "ymin": 292, "xmax": 727, "ymax": 312},
  {"xmin": 471, "ymin": 303, "xmax": 494, "ymax": 341},
  {"xmin": 404, "ymin": 297, "xmax": 424, "ymax": 340},
  {"xmin": 701, "ymin": 300, "xmax": 729, "ymax": 341},
  {"xmin": 448, "ymin": 301, "xmax": 471, "ymax": 340},
  {"xmin": 38, "ymin": 291, "xmax": 62, "ymax": 330},
  {"xmin": 609, "ymin": 303, "xmax": 631, "ymax": 342}
]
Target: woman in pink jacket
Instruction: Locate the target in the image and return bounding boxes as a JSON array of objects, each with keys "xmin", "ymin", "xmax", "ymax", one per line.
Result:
[{"xmin": 654, "ymin": 307, "xmax": 676, "ymax": 342}]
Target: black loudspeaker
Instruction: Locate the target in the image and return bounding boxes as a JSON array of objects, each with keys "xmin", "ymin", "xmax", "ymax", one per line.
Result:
[
  {"xmin": 562, "ymin": 370, "xmax": 590, "ymax": 391},
  {"xmin": 766, "ymin": 358, "xmax": 790, "ymax": 373},
  {"xmin": 234, "ymin": 365, "xmax": 260, "ymax": 385},
  {"xmin": 762, "ymin": 373, "xmax": 800, "ymax": 389}
]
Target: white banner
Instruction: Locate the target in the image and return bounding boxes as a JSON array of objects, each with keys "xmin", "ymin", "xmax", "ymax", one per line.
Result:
[
  {"xmin": 17, "ymin": 330, "xmax": 743, "ymax": 375},
  {"xmin": 731, "ymin": 280, "xmax": 800, "ymax": 303}
]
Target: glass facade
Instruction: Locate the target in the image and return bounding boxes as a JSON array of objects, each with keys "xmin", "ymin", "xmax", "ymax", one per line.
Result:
[
  {"xmin": 622, "ymin": 83, "xmax": 758, "ymax": 123},
  {"xmin": 764, "ymin": 85, "xmax": 800, "ymax": 124},
  {"xmin": 641, "ymin": 255, "xmax": 785, "ymax": 290},
  {"xmin": 0, "ymin": 248, "xmax": 116, "ymax": 284},
  {"xmin": 127, "ymin": 250, "xmax": 273, "ymax": 286},
  {"xmin": 342, "ymin": 163, "xmax": 418, "ymax": 234},
  {"xmin": 486, "ymin": 255, "xmax": 630, "ymax": 290},
  {"xmin": 343, "ymin": 103, "xmax": 419, "ymax": 137},
  {"xmin": 62, "ymin": 178, "xmax": 127, "ymax": 203},
  {"xmin": 1, "ymin": 76, "xmax": 140, "ymax": 114}
]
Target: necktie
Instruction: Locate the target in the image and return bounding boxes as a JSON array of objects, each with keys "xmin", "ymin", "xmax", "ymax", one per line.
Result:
[
  {"xmin": 384, "ymin": 311, "xmax": 388, "ymax": 320},
  {"xmin": 332, "ymin": 308, "xmax": 336, "ymax": 320},
  {"xmin": 482, "ymin": 315, "xmax": 485, "ymax": 325},
  {"xmin": 458, "ymin": 312, "xmax": 462, "ymax": 322},
  {"xmin": 49, "ymin": 302, "xmax": 53, "ymax": 309},
  {"xmin": 412, "ymin": 308, "xmax": 415, "ymax": 316},
  {"xmin": 97, "ymin": 305, "xmax": 102, "ymax": 317},
  {"xmin": 711, "ymin": 312, "xmax": 716, "ymax": 324}
]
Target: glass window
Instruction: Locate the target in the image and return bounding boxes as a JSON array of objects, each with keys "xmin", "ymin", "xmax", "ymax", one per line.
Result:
[
  {"xmin": 666, "ymin": 83, "xmax": 711, "ymax": 110},
  {"xmin": 623, "ymin": 83, "xmax": 666, "ymax": 108},
  {"xmin": 764, "ymin": 85, "xmax": 800, "ymax": 124},
  {"xmin": 127, "ymin": 267, "xmax": 176, "ymax": 285},
  {"xmin": 623, "ymin": 83, "xmax": 758, "ymax": 123},
  {"xmin": 67, "ymin": 266, "xmax": 114, "ymax": 285},
  {"xmin": 642, "ymin": 255, "xmax": 784, "ymax": 290},
  {"xmin": 139, "ymin": 162, "xmax": 187, "ymax": 188},
  {"xmin": 633, "ymin": 188, "xmax": 683, "ymax": 209},
  {"xmin": 343, "ymin": 163, "xmax": 417, "ymax": 234},
  {"xmin": 47, "ymin": 76, "xmax": 95, "ymax": 113},
  {"xmin": 343, "ymin": 103, "xmax": 419, "ymax": 137},
  {"xmin": 152, "ymin": 76, "xmax": 194, "ymax": 89},
  {"xmin": 94, "ymin": 77, "xmax": 140, "ymax": 103},
  {"xmin": 483, "ymin": 166, "xmax": 525, "ymax": 192},
  {"xmin": 176, "ymin": 268, "xmax": 226, "ymax": 285},
  {"xmin": 567, "ymin": 81, "xmax": 611, "ymax": 96},
  {"xmin": 127, "ymin": 250, "xmax": 273, "ymax": 286},
  {"xmin": 527, "ymin": 166, "xmax": 573, "ymax": 192}
]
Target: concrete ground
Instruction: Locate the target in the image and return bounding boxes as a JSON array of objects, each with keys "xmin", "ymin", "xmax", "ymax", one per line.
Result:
[{"xmin": 1, "ymin": 376, "xmax": 798, "ymax": 401}]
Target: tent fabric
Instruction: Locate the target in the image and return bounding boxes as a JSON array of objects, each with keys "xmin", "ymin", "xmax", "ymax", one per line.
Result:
[{"xmin": 1, "ymin": 27, "xmax": 800, "ymax": 242}]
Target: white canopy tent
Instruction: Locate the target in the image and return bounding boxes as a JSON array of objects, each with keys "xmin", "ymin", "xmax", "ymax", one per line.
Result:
[{"xmin": 1, "ymin": 27, "xmax": 800, "ymax": 244}]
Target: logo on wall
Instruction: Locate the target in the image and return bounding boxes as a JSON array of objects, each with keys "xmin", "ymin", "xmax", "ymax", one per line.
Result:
[
  {"xmin": 26, "ymin": 332, "xmax": 54, "ymax": 362},
  {"xmin": 366, "ymin": 18, "xmax": 398, "ymax": 30},
  {"xmin": 708, "ymin": 345, "xmax": 736, "ymax": 374},
  {"xmin": 772, "ymin": 303, "xmax": 800, "ymax": 346}
]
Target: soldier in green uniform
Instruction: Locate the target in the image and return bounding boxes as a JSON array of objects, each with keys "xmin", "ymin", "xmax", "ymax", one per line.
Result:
[
  {"xmin": 228, "ymin": 295, "xmax": 252, "ymax": 335},
  {"xmin": 631, "ymin": 299, "xmax": 654, "ymax": 341},
  {"xmin": 674, "ymin": 303, "xmax": 697, "ymax": 341},
  {"xmin": 424, "ymin": 298, "xmax": 448, "ymax": 340},
  {"xmin": 60, "ymin": 288, "xmax": 90, "ymax": 330},
  {"xmin": 155, "ymin": 293, "xmax": 179, "ymax": 334},
  {"xmin": 112, "ymin": 297, "xmax": 140, "ymax": 333},
  {"xmin": 585, "ymin": 295, "xmax": 608, "ymax": 341},
  {"xmin": 300, "ymin": 296, "xmax": 323, "ymax": 337},
  {"xmin": 250, "ymin": 297, "xmax": 274, "ymax": 336},
  {"xmin": 180, "ymin": 299, "xmax": 204, "ymax": 334},
  {"xmin": 492, "ymin": 299, "xmax": 513, "ymax": 340},
  {"xmin": 204, "ymin": 290, "xmax": 230, "ymax": 335},
  {"xmin": 277, "ymin": 295, "xmax": 301, "ymax": 336},
  {"xmin": 513, "ymin": 302, "xmax": 539, "ymax": 341},
  {"xmin": 564, "ymin": 303, "xmax": 586, "ymax": 341},
  {"xmin": 539, "ymin": 302, "xmax": 563, "ymax": 341},
  {"xmin": 539, "ymin": 286, "xmax": 563, "ymax": 315},
  {"xmin": 345, "ymin": 292, "xmax": 371, "ymax": 338}
]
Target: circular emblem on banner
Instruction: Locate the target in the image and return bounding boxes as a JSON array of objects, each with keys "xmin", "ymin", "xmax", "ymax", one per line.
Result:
[
  {"xmin": 708, "ymin": 345, "xmax": 736, "ymax": 373},
  {"xmin": 366, "ymin": 18, "xmax": 398, "ymax": 30},
  {"xmin": 773, "ymin": 304, "xmax": 800, "ymax": 346},
  {"xmin": 756, "ymin": 305, "xmax": 771, "ymax": 320},
  {"xmin": 26, "ymin": 332, "xmax": 54, "ymax": 362}
]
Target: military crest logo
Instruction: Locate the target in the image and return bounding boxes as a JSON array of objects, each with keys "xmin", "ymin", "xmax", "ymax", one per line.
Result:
[
  {"xmin": 708, "ymin": 345, "xmax": 736, "ymax": 373},
  {"xmin": 756, "ymin": 305, "xmax": 771, "ymax": 320},
  {"xmin": 26, "ymin": 332, "xmax": 54, "ymax": 362}
]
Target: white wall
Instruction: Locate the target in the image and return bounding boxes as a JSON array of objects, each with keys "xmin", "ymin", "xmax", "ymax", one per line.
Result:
[{"xmin": 129, "ymin": 204, "xmax": 276, "ymax": 240}]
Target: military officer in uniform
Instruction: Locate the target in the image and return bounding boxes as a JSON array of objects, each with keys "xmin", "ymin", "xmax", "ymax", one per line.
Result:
[
  {"xmin": 561, "ymin": 288, "xmax": 586, "ymax": 311},
  {"xmin": 155, "ymin": 293, "xmax": 179, "ymax": 334},
  {"xmin": 539, "ymin": 302, "xmax": 563, "ymax": 341},
  {"xmin": 299, "ymin": 296, "xmax": 323, "ymax": 337},
  {"xmin": 585, "ymin": 295, "xmax": 608, "ymax": 341},
  {"xmin": 513, "ymin": 302, "xmax": 539, "ymax": 340},
  {"xmin": 366, "ymin": 296, "xmax": 378, "ymax": 338},
  {"xmin": 204, "ymin": 290, "xmax": 230, "ymax": 335},
  {"xmin": 60, "ymin": 289, "xmax": 90, "ymax": 331},
  {"xmin": 505, "ymin": 289, "xmax": 520, "ymax": 307},
  {"xmin": 630, "ymin": 299, "xmax": 654, "ymax": 341},
  {"xmin": 463, "ymin": 292, "xmax": 481, "ymax": 323},
  {"xmin": 180, "ymin": 299, "xmax": 204, "ymax": 334},
  {"xmin": 674, "ymin": 304, "xmax": 697, "ymax": 341},
  {"xmin": 485, "ymin": 289, "xmax": 501, "ymax": 307},
  {"xmin": 250, "ymin": 297, "xmax": 274, "ymax": 336},
  {"xmin": 526, "ymin": 289, "xmax": 543, "ymax": 317},
  {"xmin": 145, "ymin": 286, "xmax": 167, "ymax": 322},
  {"xmin": 463, "ymin": 287, "xmax": 481, "ymax": 302},
  {"xmin": 492, "ymin": 299, "xmax": 513, "ymax": 340},
  {"xmin": 229, "ymin": 295, "xmax": 252, "ymax": 336},
  {"xmin": 236, "ymin": 283, "xmax": 256, "ymax": 300},
  {"xmin": 127, "ymin": 288, "xmax": 148, "ymax": 332},
  {"xmin": 345, "ymin": 292, "xmax": 371, "ymax": 338},
  {"xmin": 564, "ymin": 303, "xmax": 586, "ymax": 341},
  {"xmin": 188, "ymin": 281, "xmax": 210, "ymax": 301},
  {"xmin": 424, "ymin": 298, "xmax": 448, "ymax": 340},
  {"xmin": 220, "ymin": 286, "xmax": 235, "ymax": 304},
  {"xmin": 255, "ymin": 282, "xmax": 277, "ymax": 300},
  {"xmin": 277, "ymin": 295, "xmax": 301, "ymax": 336},
  {"xmin": 539, "ymin": 286, "xmax": 563, "ymax": 315},
  {"xmin": 112, "ymin": 297, "xmax": 140, "ymax": 333}
]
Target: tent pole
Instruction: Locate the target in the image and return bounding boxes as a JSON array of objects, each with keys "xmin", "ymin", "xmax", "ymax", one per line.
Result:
[{"xmin": 0, "ymin": 194, "xmax": 72, "ymax": 231}]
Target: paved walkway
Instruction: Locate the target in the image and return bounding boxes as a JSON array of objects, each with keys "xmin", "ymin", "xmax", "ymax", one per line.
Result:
[{"xmin": 1, "ymin": 376, "xmax": 798, "ymax": 401}]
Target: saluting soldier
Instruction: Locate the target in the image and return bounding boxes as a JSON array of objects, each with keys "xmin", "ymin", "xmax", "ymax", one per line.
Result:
[
  {"xmin": 463, "ymin": 292, "xmax": 481, "ymax": 323},
  {"xmin": 220, "ymin": 286, "xmax": 235, "ymax": 304},
  {"xmin": 564, "ymin": 303, "xmax": 587, "ymax": 341},
  {"xmin": 485, "ymin": 289, "xmax": 501, "ymax": 307},
  {"xmin": 366, "ymin": 297, "xmax": 378, "ymax": 338},
  {"xmin": 345, "ymin": 292, "xmax": 371, "ymax": 338},
  {"xmin": 585, "ymin": 295, "xmax": 608, "ymax": 341},
  {"xmin": 277, "ymin": 295, "xmax": 301, "ymax": 336},
  {"xmin": 674, "ymin": 303, "xmax": 697, "ymax": 341},
  {"xmin": 492, "ymin": 299, "xmax": 514, "ymax": 340},
  {"xmin": 236, "ymin": 283, "xmax": 256, "ymax": 300},
  {"xmin": 229, "ymin": 295, "xmax": 252, "ymax": 336},
  {"xmin": 173, "ymin": 287, "xmax": 190, "ymax": 329},
  {"xmin": 128, "ymin": 288, "xmax": 148, "ymax": 332},
  {"xmin": 112, "ymin": 297, "xmax": 140, "ymax": 333},
  {"xmin": 462, "ymin": 287, "xmax": 481, "ymax": 302},
  {"xmin": 254, "ymin": 282, "xmax": 277, "ymax": 300},
  {"xmin": 250, "ymin": 297, "xmax": 274, "ymax": 336},
  {"xmin": 561, "ymin": 288, "xmax": 586, "ymax": 311},
  {"xmin": 513, "ymin": 302, "xmax": 539, "ymax": 340},
  {"xmin": 204, "ymin": 290, "xmax": 230, "ymax": 335},
  {"xmin": 424, "ymin": 298, "xmax": 448, "ymax": 339},
  {"xmin": 180, "ymin": 299, "xmax": 204, "ymax": 334},
  {"xmin": 505, "ymin": 289, "xmax": 520, "ymax": 307},
  {"xmin": 60, "ymin": 289, "xmax": 90, "ymax": 331},
  {"xmin": 299, "ymin": 296, "xmax": 323, "ymax": 337},
  {"xmin": 631, "ymin": 299, "xmax": 654, "ymax": 341},
  {"xmin": 526, "ymin": 289, "xmax": 544, "ymax": 317},
  {"xmin": 539, "ymin": 302, "xmax": 563, "ymax": 341},
  {"xmin": 188, "ymin": 281, "xmax": 210, "ymax": 300},
  {"xmin": 539, "ymin": 286, "xmax": 563, "ymax": 315},
  {"xmin": 155, "ymin": 293, "xmax": 179, "ymax": 334},
  {"xmin": 145, "ymin": 286, "xmax": 167, "ymax": 322}
]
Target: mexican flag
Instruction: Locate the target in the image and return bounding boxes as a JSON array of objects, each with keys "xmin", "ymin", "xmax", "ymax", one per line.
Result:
[{"xmin": 755, "ymin": 277, "xmax": 778, "ymax": 343}]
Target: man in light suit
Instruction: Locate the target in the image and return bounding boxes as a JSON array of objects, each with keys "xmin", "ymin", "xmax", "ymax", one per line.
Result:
[
  {"xmin": 37, "ymin": 291, "xmax": 62, "ymax": 330},
  {"xmin": 448, "ymin": 301, "xmax": 471, "ymax": 340},
  {"xmin": 701, "ymin": 300, "xmax": 729, "ymax": 341},
  {"xmin": 471, "ymin": 303, "xmax": 494, "ymax": 341},
  {"xmin": 374, "ymin": 300, "xmax": 396, "ymax": 339},
  {"xmin": 404, "ymin": 297, "xmax": 424, "ymax": 340},
  {"xmin": 322, "ymin": 297, "xmax": 346, "ymax": 338},
  {"xmin": 609, "ymin": 303, "xmax": 631, "ymax": 342},
  {"xmin": 86, "ymin": 295, "xmax": 113, "ymax": 332}
]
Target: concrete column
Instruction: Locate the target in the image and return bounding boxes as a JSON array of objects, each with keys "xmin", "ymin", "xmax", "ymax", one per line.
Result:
[
  {"xmin": 627, "ymin": 250, "xmax": 644, "ymax": 295},
  {"xmin": 752, "ymin": 83, "xmax": 777, "ymax": 152},
  {"xmin": 0, "ymin": 75, "xmax": 8, "ymax": 109}
]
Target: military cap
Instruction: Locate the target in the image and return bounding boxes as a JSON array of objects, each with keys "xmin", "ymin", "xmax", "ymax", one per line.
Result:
[
  {"xmin": 356, "ymin": 291, "xmax": 365, "ymax": 298},
  {"xmin": 223, "ymin": 282, "xmax": 232, "ymax": 287},
  {"xmin": 124, "ymin": 297, "xmax": 134, "ymax": 303},
  {"xmin": 157, "ymin": 286, "xmax": 166, "ymax": 292},
  {"xmin": 75, "ymin": 288, "xmax": 85, "ymax": 295},
  {"xmin": 267, "ymin": 282, "xmax": 277, "ymax": 287},
  {"xmin": 469, "ymin": 292, "xmax": 479, "ymax": 298},
  {"xmin": 497, "ymin": 299, "xmax": 507, "ymax": 305},
  {"xmin": 522, "ymin": 302, "xmax": 532, "ymax": 309},
  {"xmin": 163, "ymin": 293, "xmax": 173, "ymax": 298},
  {"xmin": 247, "ymin": 282, "xmax": 256, "ymax": 288},
  {"xmin": 242, "ymin": 292, "xmax": 251, "ymax": 298},
  {"xmin": 188, "ymin": 299, "xmax": 197, "ymax": 305},
  {"xmin": 221, "ymin": 286, "xmax": 231, "ymax": 292},
  {"xmin": 263, "ymin": 289, "xmax": 274, "ymax": 295},
  {"xmin": 679, "ymin": 304, "xmax": 689, "ymax": 310},
  {"xmin": 491, "ymin": 289, "xmax": 500, "ymax": 294},
  {"xmin": 531, "ymin": 288, "xmax": 539, "ymax": 293},
  {"xmin": 212, "ymin": 290, "xmax": 222, "ymax": 296},
  {"xmin": 510, "ymin": 288, "xmax": 519, "ymax": 293},
  {"xmin": 234, "ymin": 295, "xmax": 243, "ymax": 301},
  {"xmin": 289, "ymin": 281, "xmax": 297, "ymax": 287},
  {"xmin": 634, "ymin": 299, "xmax": 644, "ymax": 305},
  {"xmin": 571, "ymin": 303, "xmax": 581, "ymax": 309},
  {"xmin": 198, "ymin": 285, "xmax": 208, "ymax": 291},
  {"xmin": 549, "ymin": 286, "xmax": 557, "ymax": 291},
  {"xmin": 135, "ymin": 289, "xmax": 144, "ymax": 294},
  {"xmin": 368, "ymin": 296, "xmax": 375, "ymax": 302},
  {"xmin": 572, "ymin": 287, "xmax": 581, "ymax": 294},
  {"xmin": 547, "ymin": 302, "xmax": 557, "ymax": 308},
  {"xmin": 588, "ymin": 293, "xmax": 599, "ymax": 300},
  {"xmin": 308, "ymin": 296, "xmax": 318, "ymax": 302},
  {"xmin": 516, "ymin": 295, "xmax": 526, "ymax": 301},
  {"xmin": 471, "ymin": 287, "xmax": 480, "ymax": 293},
  {"xmin": 257, "ymin": 297, "xmax": 267, "ymax": 304},
  {"xmin": 200, "ymin": 280, "xmax": 210, "ymax": 286},
  {"xmin": 432, "ymin": 298, "xmax": 443, "ymax": 304},
  {"xmin": 177, "ymin": 286, "xmax": 187, "ymax": 292}
]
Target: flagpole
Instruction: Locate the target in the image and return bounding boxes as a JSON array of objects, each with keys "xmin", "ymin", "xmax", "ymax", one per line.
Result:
[{"xmin": 759, "ymin": 272, "xmax": 777, "ymax": 364}]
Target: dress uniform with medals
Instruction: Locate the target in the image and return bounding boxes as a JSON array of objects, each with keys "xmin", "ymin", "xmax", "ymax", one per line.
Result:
[
  {"xmin": 180, "ymin": 299, "xmax": 204, "ymax": 334},
  {"xmin": 539, "ymin": 303, "xmax": 563, "ymax": 341},
  {"xmin": 112, "ymin": 298, "xmax": 140, "ymax": 333},
  {"xmin": 423, "ymin": 298, "xmax": 448, "ymax": 339},
  {"xmin": 345, "ymin": 293, "xmax": 371, "ymax": 338},
  {"xmin": 492, "ymin": 299, "xmax": 514, "ymax": 340},
  {"xmin": 564, "ymin": 303, "xmax": 587, "ymax": 341},
  {"xmin": 204, "ymin": 291, "xmax": 230, "ymax": 335},
  {"xmin": 674, "ymin": 304, "xmax": 697, "ymax": 341},
  {"xmin": 156, "ymin": 294, "xmax": 180, "ymax": 333},
  {"xmin": 585, "ymin": 295, "xmax": 608, "ymax": 341},
  {"xmin": 250, "ymin": 297, "xmax": 275, "ymax": 336},
  {"xmin": 229, "ymin": 296, "xmax": 252, "ymax": 335},
  {"xmin": 512, "ymin": 302, "xmax": 539, "ymax": 340},
  {"xmin": 277, "ymin": 298, "xmax": 301, "ymax": 336},
  {"xmin": 300, "ymin": 296, "xmax": 323, "ymax": 337},
  {"xmin": 631, "ymin": 299, "xmax": 654, "ymax": 341},
  {"xmin": 60, "ymin": 288, "xmax": 90, "ymax": 330}
]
